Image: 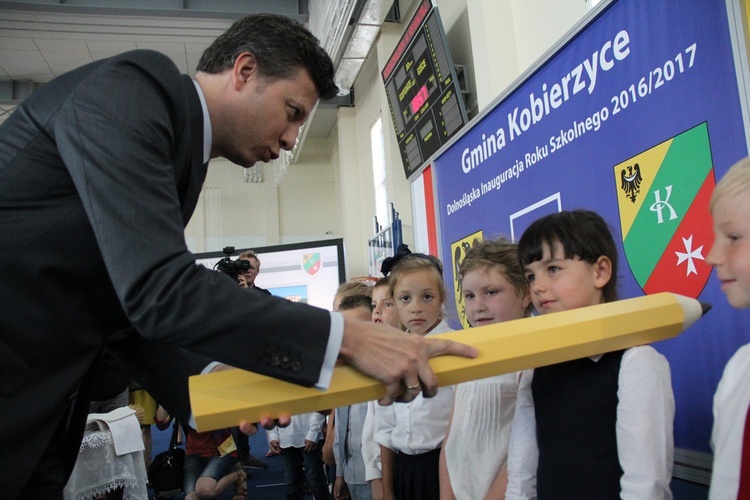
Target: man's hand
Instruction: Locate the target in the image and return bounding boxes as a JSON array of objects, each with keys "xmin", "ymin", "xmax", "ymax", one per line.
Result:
[
  {"xmin": 303, "ymin": 439, "xmax": 317, "ymax": 452},
  {"xmin": 337, "ymin": 316, "xmax": 477, "ymax": 405},
  {"xmin": 237, "ymin": 415, "xmax": 291, "ymax": 434}
]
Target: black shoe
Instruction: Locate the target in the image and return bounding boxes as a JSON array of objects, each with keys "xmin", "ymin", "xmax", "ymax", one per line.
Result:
[{"xmin": 241, "ymin": 454, "xmax": 268, "ymax": 469}]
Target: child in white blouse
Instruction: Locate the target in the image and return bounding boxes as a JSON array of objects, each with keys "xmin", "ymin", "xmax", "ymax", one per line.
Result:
[
  {"xmin": 375, "ymin": 247, "xmax": 453, "ymax": 500},
  {"xmin": 705, "ymin": 157, "xmax": 750, "ymax": 498},
  {"xmin": 362, "ymin": 277, "xmax": 403, "ymax": 500},
  {"xmin": 439, "ymin": 238, "xmax": 531, "ymax": 500}
]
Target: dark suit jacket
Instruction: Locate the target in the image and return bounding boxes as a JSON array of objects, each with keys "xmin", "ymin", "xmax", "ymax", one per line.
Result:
[{"xmin": 0, "ymin": 50, "xmax": 332, "ymax": 498}]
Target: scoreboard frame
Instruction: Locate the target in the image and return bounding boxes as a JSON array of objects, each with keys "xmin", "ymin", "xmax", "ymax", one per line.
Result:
[{"xmin": 382, "ymin": 0, "xmax": 468, "ymax": 180}]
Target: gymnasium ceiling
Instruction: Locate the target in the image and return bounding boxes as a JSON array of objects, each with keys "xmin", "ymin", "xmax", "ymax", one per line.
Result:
[{"xmin": 0, "ymin": 0, "xmax": 391, "ymax": 143}]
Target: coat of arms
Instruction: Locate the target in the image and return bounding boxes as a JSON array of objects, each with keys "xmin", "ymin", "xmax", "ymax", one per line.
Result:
[
  {"xmin": 613, "ymin": 122, "xmax": 715, "ymax": 298},
  {"xmin": 451, "ymin": 230, "xmax": 483, "ymax": 329},
  {"xmin": 302, "ymin": 252, "xmax": 322, "ymax": 278}
]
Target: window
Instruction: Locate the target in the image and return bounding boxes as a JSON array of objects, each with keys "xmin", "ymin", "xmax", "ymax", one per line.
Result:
[{"xmin": 371, "ymin": 116, "xmax": 389, "ymax": 230}]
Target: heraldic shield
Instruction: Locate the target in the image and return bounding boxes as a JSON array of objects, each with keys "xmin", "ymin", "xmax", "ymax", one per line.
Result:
[
  {"xmin": 613, "ymin": 122, "xmax": 715, "ymax": 299},
  {"xmin": 451, "ymin": 230, "xmax": 483, "ymax": 329},
  {"xmin": 302, "ymin": 252, "xmax": 322, "ymax": 278}
]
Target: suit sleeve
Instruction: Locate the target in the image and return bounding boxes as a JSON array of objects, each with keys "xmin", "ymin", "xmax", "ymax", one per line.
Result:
[
  {"xmin": 53, "ymin": 51, "xmax": 330, "ymax": 387},
  {"xmin": 106, "ymin": 329, "xmax": 211, "ymax": 425}
]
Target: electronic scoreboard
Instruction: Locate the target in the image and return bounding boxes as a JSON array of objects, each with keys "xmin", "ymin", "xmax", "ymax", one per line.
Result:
[{"xmin": 382, "ymin": 0, "xmax": 468, "ymax": 179}]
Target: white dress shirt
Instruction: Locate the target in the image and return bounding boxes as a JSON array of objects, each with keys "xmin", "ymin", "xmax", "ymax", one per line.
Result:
[
  {"xmin": 362, "ymin": 400, "xmax": 383, "ymax": 481},
  {"xmin": 267, "ymin": 411, "xmax": 326, "ymax": 448},
  {"xmin": 374, "ymin": 321, "xmax": 454, "ymax": 455},
  {"xmin": 709, "ymin": 342, "xmax": 750, "ymax": 499},
  {"xmin": 506, "ymin": 346, "xmax": 674, "ymax": 499}
]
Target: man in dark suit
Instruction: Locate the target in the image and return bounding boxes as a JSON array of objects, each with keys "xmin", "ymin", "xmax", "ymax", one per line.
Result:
[{"xmin": 0, "ymin": 13, "xmax": 476, "ymax": 498}]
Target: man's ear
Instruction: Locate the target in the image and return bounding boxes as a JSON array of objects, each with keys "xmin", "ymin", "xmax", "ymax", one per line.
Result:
[
  {"xmin": 232, "ymin": 52, "xmax": 258, "ymax": 90},
  {"xmin": 593, "ymin": 255, "xmax": 613, "ymax": 290}
]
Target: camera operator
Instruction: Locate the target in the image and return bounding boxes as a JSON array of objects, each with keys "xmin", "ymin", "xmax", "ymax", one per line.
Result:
[{"xmin": 237, "ymin": 251, "xmax": 271, "ymax": 296}]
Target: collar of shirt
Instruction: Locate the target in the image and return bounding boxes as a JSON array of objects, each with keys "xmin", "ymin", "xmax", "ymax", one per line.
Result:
[{"xmin": 192, "ymin": 79, "xmax": 212, "ymax": 164}]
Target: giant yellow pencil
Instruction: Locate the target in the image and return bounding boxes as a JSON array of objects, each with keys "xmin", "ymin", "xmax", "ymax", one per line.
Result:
[{"xmin": 189, "ymin": 292, "xmax": 706, "ymax": 431}]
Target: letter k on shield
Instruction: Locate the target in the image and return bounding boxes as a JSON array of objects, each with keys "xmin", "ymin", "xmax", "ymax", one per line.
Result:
[{"xmin": 613, "ymin": 122, "xmax": 714, "ymax": 299}]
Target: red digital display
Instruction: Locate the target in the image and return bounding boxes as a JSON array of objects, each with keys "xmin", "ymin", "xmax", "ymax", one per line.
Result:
[{"xmin": 410, "ymin": 85, "xmax": 429, "ymax": 114}]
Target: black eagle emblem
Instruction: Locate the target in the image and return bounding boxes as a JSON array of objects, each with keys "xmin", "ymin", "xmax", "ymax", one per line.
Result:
[
  {"xmin": 454, "ymin": 241, "xmax": 473, "ymax": 294},
  {"xmin": 620, "ymin": 163, "xmax": 643, "ymax": 203}
]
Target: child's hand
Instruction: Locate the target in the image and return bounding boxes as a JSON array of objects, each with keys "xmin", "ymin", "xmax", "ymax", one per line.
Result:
[
  {"xmin": 334, "ymin": 477, "xmax": 350, "ymax": 500},
  {"xmin": 322, "ymin": 438, "xmax": 335, "ymax": 465},
  {"xmin": 128, "ymin": 404, "xmax": 146, "ymax": 425},
  {"xmin": 268, "ymin": 439, "xmax": 281, "ymax": 454}
]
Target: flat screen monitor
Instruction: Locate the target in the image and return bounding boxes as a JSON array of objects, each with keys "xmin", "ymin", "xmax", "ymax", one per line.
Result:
[{"xmin": 195, "ymin": 238, "xmax": 346, "ymax": 310}]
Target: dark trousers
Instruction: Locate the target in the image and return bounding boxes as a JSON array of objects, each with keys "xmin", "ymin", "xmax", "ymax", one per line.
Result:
[
  {"xmin": 325, "ymin": 464, "xmax": 336, "ymax": 499},
  {"xmin": 231, "ymin": 426, "xmax": 250, "ymax": 458},
  {"xmin": 279, "ymin": 444, "xmax": 329, "ymax": 500},
  {"xmin": 21, "ymin": 434, "xmax": 67, "ymax": 499},
  {"xmin": 20, "ymin": 401, "xmax": 86, "ymax": 499}
]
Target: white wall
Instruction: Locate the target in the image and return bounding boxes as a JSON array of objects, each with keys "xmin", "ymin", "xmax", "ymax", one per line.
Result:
[
  {"xmin": 187, "ymin": 0, "xmax": 591, "ymax": 276},
  {"xmin": 277, "ymin": 135, "xmax": 340, "ymax": 244},
  {"xmin": 461, "ymin": 0, "xmax": 588, "ymax": 112},
  {"xmin": 185, "ymin": 136, "xmax": 341, "ymax": 254},
  {"xmin": 185, "ymin": 158, "xmax": 272, "ymax": 252}
]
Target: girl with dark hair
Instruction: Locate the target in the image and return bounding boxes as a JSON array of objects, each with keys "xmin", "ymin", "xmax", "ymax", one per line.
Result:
[{"xmin": 507, "ymin": 210, "xmax": 675, "ymax": 499}]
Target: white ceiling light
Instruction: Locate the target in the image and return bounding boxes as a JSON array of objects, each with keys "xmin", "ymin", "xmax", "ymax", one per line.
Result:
[{"xmin": 331, "ymin": 0, "xmax": 394, "ymax": 93}]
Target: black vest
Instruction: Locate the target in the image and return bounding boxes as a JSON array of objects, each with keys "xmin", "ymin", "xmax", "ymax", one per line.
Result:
[{"xmin": 532, "ymin": 350, "xmax": 625, "ymax": 499}]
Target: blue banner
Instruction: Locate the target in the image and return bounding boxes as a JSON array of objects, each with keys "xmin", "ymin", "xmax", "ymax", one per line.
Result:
[{"xmin": 434, "ymin": 0, "xmax": 749, "ymax": 452}]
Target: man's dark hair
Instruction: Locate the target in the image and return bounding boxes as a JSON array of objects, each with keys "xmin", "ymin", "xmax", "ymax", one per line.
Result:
[
  {"xmin": 517, "ymin": 209, "xmax": 619, "ymax": 303},
  {"xmin": 197, "ymin": 13, "xmax": 338, "ymax": 100},
  {"xmin": 338, "ymin": 294, "xmax": 374, "ymax": 313}
]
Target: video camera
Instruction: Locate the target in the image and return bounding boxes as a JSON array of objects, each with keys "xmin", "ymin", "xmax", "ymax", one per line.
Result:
[{"xmin": 214, "ymin": 246, "xmax": 250, "ymax": 280}]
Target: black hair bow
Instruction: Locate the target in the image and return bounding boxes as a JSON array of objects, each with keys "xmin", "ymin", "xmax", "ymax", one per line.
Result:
[{"xmin": 380, "ymin": 244, "xmax": 412, "ymax": 276}]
